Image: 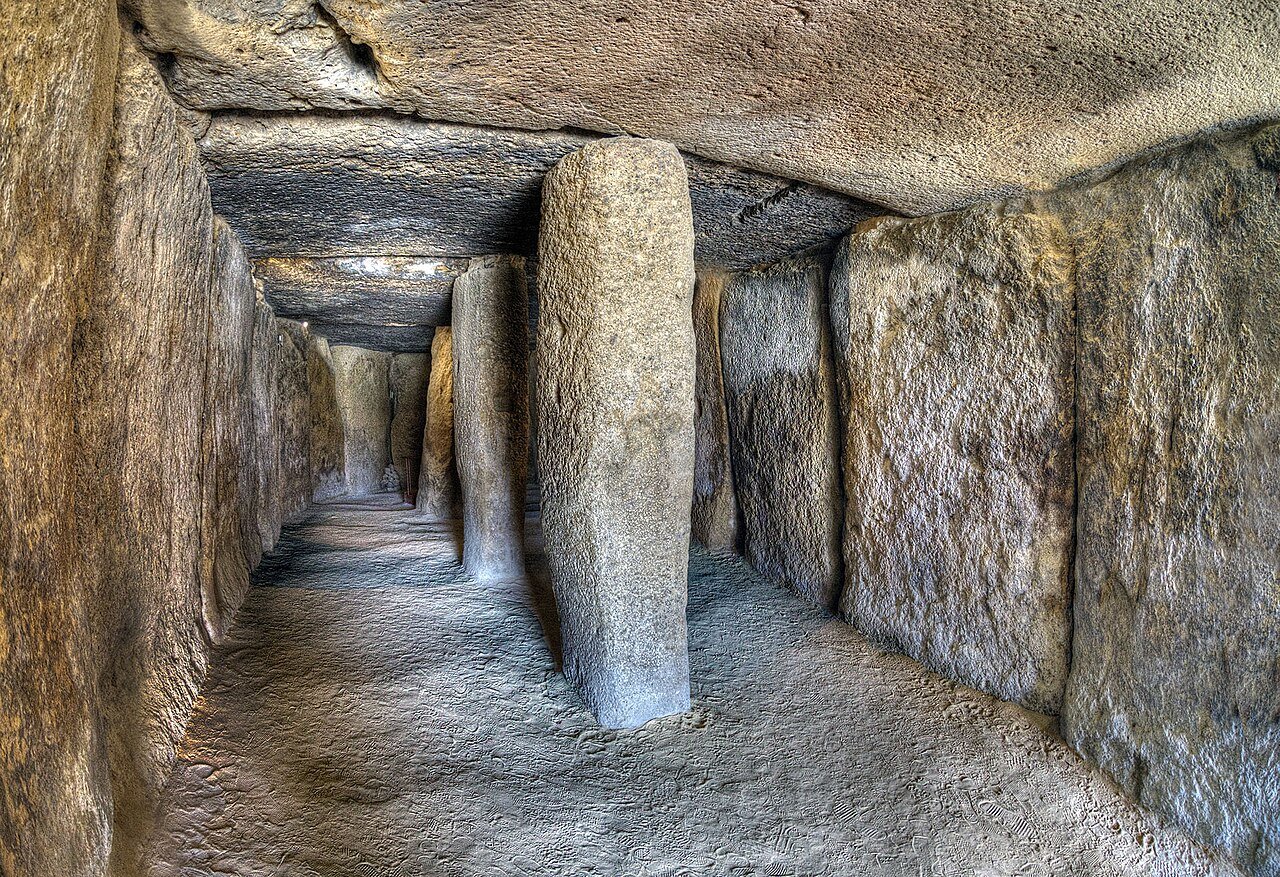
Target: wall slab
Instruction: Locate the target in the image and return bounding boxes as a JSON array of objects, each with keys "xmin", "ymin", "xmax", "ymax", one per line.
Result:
[
  {"xmin": 720, "ymin": 257, "xmax": 843, "ymax": 611},
  {"xmin": 829, "ymin": 206, "xmax": 1075, "ymax": 715},
  {"xmin": 691, "ymin": 269, "xmax": 740, "ymax": 553},
  {"xmin": 331, "ymin": 345, "xmax": 392, "ymax": 496},
  {"xmin": 307, "ymin": 335, "xmax": 345, "ymax": 501},
  {"xmin": 390, "ymin": 353, "xmax": 430, "ymax": 496},
  {"xmin": 416, "ymin": 327, "xmax": 458, "ymax": 520}
]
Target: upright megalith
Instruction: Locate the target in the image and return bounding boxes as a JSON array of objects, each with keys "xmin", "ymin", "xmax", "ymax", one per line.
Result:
[
  {"xmin": 390, "ymin": 352, "xmax": 430, "ymax": 496},
  {"xmin": 452, "ymin": 256, "xmax": 530, "ymax": 581},
  {"xmin": 416, "ymin": 327, "xmax": 458, "ymax": 520},
  {"xmin": 537, "ymin": 137, "xmax": 697, "ymax": 729},
  {"xmin": 330, "ymin": 345, "xmax": 392, "ymax": 496},
  {"xmin": 691, "ymin": 269, "xmax": 740, "ymax": 554}
]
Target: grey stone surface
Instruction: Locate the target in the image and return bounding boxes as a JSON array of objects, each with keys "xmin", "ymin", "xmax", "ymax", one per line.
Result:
[
  {"xmin": 306, "ymin": 335, "xmax": 345, "ymax": 502},
  {"xmin": 303, "ymin": 321, "xmax": 437, "ymax": 353},
  {"xmin": 330, "ymin": 345, "xmax": 391, "ymax": 497},
  {"xmin": 719, "ymin": 257, "xmax": 843, "ymax": 611},
  {"xmin": 416, "ymin": 327, "xmax": 458, "ymax": 520},
  {"xmin": 1055, "ymin": 124, "xmax": 1280, "ymax": 877},
  {"xmin": 452, "ymin": 256, "xmax": 530, "ymax": 581},
  {"xmin": 829, "ymin": 206, "xmax": 1075, "ymax": 715},
  {"xmin": 537, "ymin": 138, "xmax": 696, "ymax": 729},
  {"xmin": 691, "ymin": 269, "xmax": 739, "ymax": 554},
  {"xmin": 389, "ymin": 353, "xmax": 429, "ymax": 497},
  {"xmin": 196, "ymin": 114, "xmax": 878, "ymax": 268},
  {"xmin": 131, "ymin": 0, "xmax": 1280, "ymax": 214},
  {"xmin": 256, "ymin": 255, "xmax": 464, "ymax": 332}
]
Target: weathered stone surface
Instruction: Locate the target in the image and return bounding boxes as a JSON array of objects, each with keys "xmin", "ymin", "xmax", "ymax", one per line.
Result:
[
  {"xmin": 202, "ymin": 218, "xmax": 261, "ymax": 645},
  {"xmin": 132, "ymin": 0, "xmax": 1280, "ymax": 214},
  {"xmin": 829, "ymin": 207, "xmax": 1075, "ymax": 715},
  {"xmin": 76, "ymin": 34, "xmax": 218, "ymax": 875},
  {"xmin": 719, "ymin": 257, "xmax": 843, "ymax": 611},
  {"xmin": 452, "ymin": 256, "xmax": 530, "ymax": 581},
  {"xmin": 277, "ymin": 319, "xmax": 313, "ymax": 522},
  {"xmin": 306, "ymin": 335, "xmax": 345, "ymax": 501},
  {"xmin": 389, "ymin": 353, "xmax": 430, "ymax": 496},
  {"xmin": 538, "ymin": 138, "xmax": 696, "ymax": 728},
  {"xmin": 330, "ymin": 345, "xmax": 391, "ymax": 496},
  {"xmin": 416, "ymin": 327, "xmax": 458, "ymax": 520},
  {"xmin": 256, "ymin": 255, "xmax": 463, "ymax": 340},
  {"xmin": 691, "ymin": 269, "xmax": 740, "ymax": 553},
  {"xmin": 1056, "ymin": 125, "xmax": 1280, "ymax": 877},
  {"xmin": 196, "ymin": 114, "xmax": 878, "ymax": 268},
  {"xmin": 0, "ymin": 4, "xmax": 118, "ymax": 876},
  {"xmin": 303, "ymin": 321, "xmax": 437, "ymax": 353}
]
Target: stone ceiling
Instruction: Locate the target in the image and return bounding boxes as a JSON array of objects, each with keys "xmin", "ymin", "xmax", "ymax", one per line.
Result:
[{"xmin": 129, "ymin": 0, "xmax": 1280, "ymax": 215}]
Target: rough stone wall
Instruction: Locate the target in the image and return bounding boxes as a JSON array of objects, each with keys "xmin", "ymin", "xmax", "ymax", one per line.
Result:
[
  {"xmin": 390, "ymin": 352, "xmax": 430, "ymax": 496},
  {"xmin": 691, "ymin": 269, "xmax": 739, "ymax": 554},
  {"xmin": 829, "ymin": 207, "xmax": 1075, "ymax": 715},
  {"xmin": 416, "ymin": 327, "xmax": 458, "ymax": 519},
  {"xmin": 0, "ymin": 3, "xmax": 119, "ymax": 876},
  {"xmin": 331, "ymin": 345, "xmax": 392, "ymax": 496},
  {"xmin": 1054, "ymin": 126, "xmax": 1280, "ymax": 877},
  {"xmin": 307, "ymin": 336, "xmax": 345, "ymax": 501},
  {"xmin": 719, "ymin": 257, "xmax": 844, "ymax": 611}
]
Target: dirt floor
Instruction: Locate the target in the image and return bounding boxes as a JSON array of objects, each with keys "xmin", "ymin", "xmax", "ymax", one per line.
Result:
[{"xmin": 143, "ymin": 496, "xmax": 1239, "ymax": 877}]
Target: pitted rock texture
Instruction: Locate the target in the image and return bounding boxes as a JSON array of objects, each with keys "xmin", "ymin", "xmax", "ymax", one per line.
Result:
[
  {"xmin": 538, "ymin": 138, "xmax": 696, "ymax": 729},
  {"xmin": 389, "ymin": 353, "xmax": 429, "ymax": 495},
  {"xmin": 330, "ymin": 345, "xmax": 392, "ymax": 497},
  {"xmin": 452, "ymin": 256, "xmax": 530, "ymax": 582},
  {"xmin": 1055, "ymin": 124, "xmax": 1280, "ymax": 877},
  {"xmin": 256, "ymin": 255, "xmax": 465, "ymax": 351},
  {"xmin": 829, "ymin": 206, "xmax": 1075, "ymax": 716},
  {"xmin": 0, "ymin": 4, "xmax": 118, "ymax": 875},
  {"xmin": 691, "ymin": 269, "xmax": 740, "ymax": 554},
  {"xmin": 195, "ymin": 114, "xmax": 879, "ymax": 268},
  {"xmin": 131, "ymin": 0, "xmax": 1280, "ymax": 214},
  {"xmin": 141, "ymin": 504, "xmax": 1245, "ymax": 877},
  {"xmin": 306, "ymin": 335, "xmax": 345, "ymax": 502},
  {"xmin": 720, "ymin": 257, "xmax": 843, "ymax": 611},
  {"xmin": 416, "ymin": 327, "xmax": 458, "ymax": 520}
]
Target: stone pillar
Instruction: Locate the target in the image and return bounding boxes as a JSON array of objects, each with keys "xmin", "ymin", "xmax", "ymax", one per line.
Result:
[
  {"xmin": 330, "ymin": 345, "xmax": 391, "ymax": 496},
  {"xmin": 451, "ymin": 255, "xmax": 530, "ymax": 581},
  {"xmin": 537, "ymin": 137, "xmax": 696, "ymax": 729},
  {"xmin": 416, "ymin": 327, "xmax": 457, "ymax": 519},
  {"xmin": 390, "ymin": 352, "xmax": 430, "ymax": 497},
  {"xmin": 691, "ymin": 268, "xmax": 740, "ymax": 554}
]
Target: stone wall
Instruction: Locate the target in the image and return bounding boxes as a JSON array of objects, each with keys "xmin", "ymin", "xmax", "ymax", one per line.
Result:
[{"xmin": 0, "ymin": 23, "xmax": 342, "ymax": 877}]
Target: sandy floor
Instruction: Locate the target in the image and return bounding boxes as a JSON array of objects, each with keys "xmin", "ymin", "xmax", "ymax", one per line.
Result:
[{"xmin": 144, "ymin": 497, "xmax": 1239, "ymax": 877}]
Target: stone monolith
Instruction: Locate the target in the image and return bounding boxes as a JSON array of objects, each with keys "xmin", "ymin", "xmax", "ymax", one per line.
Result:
[
  {"xmin": 537, "ymin": 137, "xmax": 696, "ymax": 729},
  {"xmin": 451, "ymin": 256, "xmax": 530, "ymax": 581},
  {"xmin": 330, "ymin": 345, "xmax": 391, "ymax": 496},
  {"xmin": 691, "ymin": 269, "xmax": 740, "ymax": 554},
  {"xmin": 416, "ymin": 328, "xmax": 458, "ymax": 519}
]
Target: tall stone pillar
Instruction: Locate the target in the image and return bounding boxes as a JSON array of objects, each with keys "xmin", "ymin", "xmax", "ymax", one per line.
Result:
[
  {"xmin": 330, "ymin": 345, "xmax": 391, "ymax": 496},
  {"xmin": 390, "ymin": 352, "xmax": 430, "ymax": 495},
  {"xmin": 416, "ymin": 327, "xmax": 457, "ymax": 519},
  {"xmin": 691, "ymin": 268, "xmax": 740, "ymax": 554},
  {"xmin": 537, "ymin": 137, "xmax": 696, "ymax": 729},
  {"xmin": 451, "ymin": 256, "xmax": 530, "ymax": 581}
]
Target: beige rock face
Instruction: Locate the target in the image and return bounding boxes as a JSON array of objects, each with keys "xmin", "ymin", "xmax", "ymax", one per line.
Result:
[
  {"xmin": 416, "ymin": 327, "xmax": 458, "ymax": 520},
  {"xmin": 130, "ymin": 0, "xmax": 1280, "ymax": 213},
  {"xmin": 76, "ymin": 35, "xmax": 222, "ymax": 875},
  {"xmin": 691, "ymin": 269, "xmax": 739, "ymax": 554},
  {"xmin": 306, "ymin": 336, "xmax": 345, "ymax": 501},
  {"xmin": 452, "ymin": 256, "xmax": 530, "ymax": 582},
  {"xmin": 330, "ymin": 345, "xmax": 392, "ymax": 496},
  {"xmin": 829, "ymin": 207, "xmax": 1076, "ymax": 715},
  {"xmin": 1056, "ymin": 125, "xmax": 1280, "ymax": 877},
  {"xmin": 719, "ymin": 257, "xmax": 843, "ymax": 611},
  {"xmin": 537, "ymin": 138, "xmax": 696, "ymax": 729},
  {"xmin": 389, "ymin": 353, "xmax": 430, "ymax": 496},
  {"xmin": 0, "ymin": 3, "xmax": 118, "ymax": 876}
]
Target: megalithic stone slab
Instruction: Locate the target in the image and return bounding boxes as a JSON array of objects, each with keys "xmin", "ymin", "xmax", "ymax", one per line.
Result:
[
  {"xmin": 330, "ymin": 345, "xmax": 392, "ymax": 496},
  {"xmin": 390, "ymin": 352, "xmax": 430, "ymax": 492},
  {"xmin": 416, "ymin": 327, "xmax": 458, "ymax": 519},
  {"xmin": 451, "ymin": 256, "xmax": 530, "ymax": 581},
  {"xmin": 537, "ymin": 137, "xmax": 696, "ymax": 729},
  {"xmin": 829, "ymin": 206, "xmax": 1075, "ymax": 715},
  {"xmin": 719, "ymin": 257, "xmax": 844, "ymax": 611},
  {"xmin": 691, "ymin": 269, "xmax": 740, "ymax": 554},
  {"xmin": 306, "ymin": 335, "xmax": 345, "ymax": 502}
]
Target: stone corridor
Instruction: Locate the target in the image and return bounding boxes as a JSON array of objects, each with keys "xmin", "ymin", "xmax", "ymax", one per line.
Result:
[{"xmin": 143, "ymin": 498, "xmax": 1235, "ymax": 877}]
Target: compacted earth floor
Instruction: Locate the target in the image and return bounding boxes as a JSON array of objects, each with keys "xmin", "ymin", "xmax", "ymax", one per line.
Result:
[{"xmin": 144, "ymin": 496, "xmax": 1237, "ymax": 877}]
